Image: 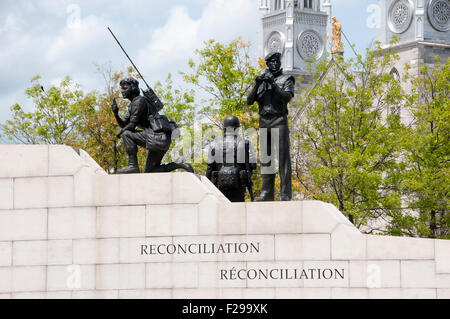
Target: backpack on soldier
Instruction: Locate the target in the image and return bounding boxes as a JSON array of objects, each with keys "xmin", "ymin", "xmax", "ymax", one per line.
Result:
[
  {"xmin": 142, "ymin": 88, "xmax": 164, "ymax": 114},
  {"xmin": 217, "ymin": 136, "xmax": 241, "ymax": 190},
  {"xmin": 142, "ymin": 88, "xmax": 180, "ymax": 150}
]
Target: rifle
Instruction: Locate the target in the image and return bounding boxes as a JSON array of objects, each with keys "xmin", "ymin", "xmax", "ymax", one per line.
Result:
[
  {"xmin": 244, "ymin": 140, "xmax": 255, "ymax": 202},
  {"xmin": 107, "ymin": 27, "xmax": 164, "ymax": 113}
]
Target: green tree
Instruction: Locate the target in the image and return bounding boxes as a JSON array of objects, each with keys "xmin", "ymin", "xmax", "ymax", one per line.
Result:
[
  {"xmin": 153, "ymin": 73, "xmax": 198, "ymax": 171},
  {"xmin": 182, "ymin": 38, "xmax": 263, "ymax": 129},
  {"xmin": 180, "ymin": 38, "xmax": 264, "ymax": 193},
  {"xmin": 74, "ymin": 65, "xmax": 132, "ymax": 173},
  {"xmin": 393, "ymin": 58, "xmax": 450, "ymax": 239},
  {"xmin": 154, "ymin": 73, "xmax": 196, "ymax": 128},
  {"xmin": 0, "ymin": 67, "xmax": 134, "ymax": 173},
  {"xmin": 0, "ymin": 75, "xmax": 95, "ymax": 145},
  {"xmin": 291, "ymin": 43, "xmax": 407, "ymax": 230}
]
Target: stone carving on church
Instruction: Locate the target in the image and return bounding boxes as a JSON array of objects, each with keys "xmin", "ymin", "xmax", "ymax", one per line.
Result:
[
  {"xmin": 294, "ymin": 12, "xmax": 327, "ymax": 27},
  {"xmin": 428, "ymin": 0, "xmax": 450, "ymax": 32},
  {"xmin": 388, "ymin": 0, "xmax": 414, "ymax": 34},
  {"xmin": 297, "ymin": 30, "xmax": 323, "ymax": 60},
  {"xmin": 263, "ymin": 15, "xmax": 286, "ymax": 28},
  {"xmin": 265, "ymin": 31, "xmax": 285, "ymax": 56},
  {"xmin": 331, "ymin": 17, "xmax": 344, "ymax": 53}
]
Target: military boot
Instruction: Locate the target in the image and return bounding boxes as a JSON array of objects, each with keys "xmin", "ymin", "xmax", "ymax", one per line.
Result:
[
  {"xmin": 176, "ymin": 162, "xmax": 195, "ymax": 173},
  {"xmin": 164, "ymin": 162, "xmax": 195, "ymax": 173},
  {"xmin": 256, "ymin": 174, "xmax": 275, "ymax": 201},
  {"xmin": 150, "ymin": 161, "xmax": 195, "ymax": 173},
  {"xmin": 117, "ymin": 154, "xmax": 140, "ymax": 174}
]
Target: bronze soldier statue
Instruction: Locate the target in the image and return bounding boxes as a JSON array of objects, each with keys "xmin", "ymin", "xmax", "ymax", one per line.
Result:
[
  {"xmin": 206, "ymin": 116, "xmax": 257, "ymax": 202},
  {"xmin": 247, "ymin": 52, "xmax": 295, "ymax": 201},
  {"xmin": 112, "ymin": 77, "xmax": 193, "ymax": 174}
]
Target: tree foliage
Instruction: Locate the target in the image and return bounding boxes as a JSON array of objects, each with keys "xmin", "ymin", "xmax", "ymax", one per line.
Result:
[
  {"xmin": 0, "ymin": 66, "xmax": 198, "ymax": 174},
  {"xmin": 74, "ymin": 65, "xmax": 132, "ymax": 173},
  {"xmin": 153, "ymin": 73, "xmax": 198, "ymax": 171},
  {"xmin": 393, "ymin": 58, "xmax": 450, "ymax": 239},
  {"xmin": 291, "ymin": 43, "xmax": 407, "ymax": 230},
  {"xmin": 0, "ymin": 75, "xmax": 95, "ymax": 145},
  {"xmin": 179, "ymin": 38, "xmax": 264, "ymax": 193},
  {"xmin": 182, "ymin": 38, "xmax": 263, "ymax": 130}
]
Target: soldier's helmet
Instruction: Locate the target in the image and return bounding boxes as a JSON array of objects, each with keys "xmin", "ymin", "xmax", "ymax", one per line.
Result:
[
  {"xmin": 119, "ymin": 77, "xmax": 140, "ymax": 96},
  {"xmin": 265, "ymin": 51, "xmax": 281, "ymax": 62},
  {"xmin": 223, "ymin": 115, "xmax": 241, "ymax": 129},
  {"xmin": 120, "ymin": 77, "xmax": 139, "ymax": 88}
]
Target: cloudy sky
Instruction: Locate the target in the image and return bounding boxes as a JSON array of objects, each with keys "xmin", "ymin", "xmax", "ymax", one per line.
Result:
[{"xmin": 0, "ymin": 0, "xmax": 379, "ymax": 126}]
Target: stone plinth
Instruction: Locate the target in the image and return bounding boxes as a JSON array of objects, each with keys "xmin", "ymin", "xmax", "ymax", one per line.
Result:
[{"xmin": 0, "ymin": 145, "xmax": 449, "ymax": 299}]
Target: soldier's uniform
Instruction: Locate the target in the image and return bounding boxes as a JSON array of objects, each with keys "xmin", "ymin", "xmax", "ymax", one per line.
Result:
[
  {"xmin": 251, "ymin": 52, "xmax": 295, "ymax": 201},
  {"xmin": 115, "ymin": 78, "xmax": 193, "ymax": 174},
  {"xmin": 120, "ymin": 95, "xmax": 150, "ymax": 160},
  {"xmin": 206, "ymin": 117, "xmax": 257, "ymax": 202}
]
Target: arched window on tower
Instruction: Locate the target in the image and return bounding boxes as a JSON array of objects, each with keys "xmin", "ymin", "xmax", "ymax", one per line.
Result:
[
  {"xmin": 389, "ymin": 68, "xmax": 401, "ymax": 115},
  {"xmin": 390, "ymin": 67, "xmax": 400, "ymax": 81}
]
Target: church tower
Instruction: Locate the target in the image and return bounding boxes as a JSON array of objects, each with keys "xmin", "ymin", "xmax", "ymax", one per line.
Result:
[
  {"xmin": 259, "ymin": 0, "xmax": 331, "ymax": 80},
  {"xmin": 376, "ymin": 0, "xmax": 450, "ymax": 81}
]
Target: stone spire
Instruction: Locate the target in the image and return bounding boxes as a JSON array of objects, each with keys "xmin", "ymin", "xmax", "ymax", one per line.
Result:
[{"xmin": 323, "ymin": 0, "xmax": 333, "ymax": 54}]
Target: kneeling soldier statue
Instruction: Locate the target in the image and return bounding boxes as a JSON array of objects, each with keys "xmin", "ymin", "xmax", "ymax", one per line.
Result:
[
  {"xmin": 112, "ymin": 77, "xmax": 193, "ymax": 174},
  {"xmin": 206, "ymin": 116, "xmax": 257, "ymax": 202}
]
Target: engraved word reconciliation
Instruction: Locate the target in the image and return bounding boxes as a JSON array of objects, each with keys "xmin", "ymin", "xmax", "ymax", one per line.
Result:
[{"xmin": 141, "ymin": 242, "xmax": 260, "ymax": 255}]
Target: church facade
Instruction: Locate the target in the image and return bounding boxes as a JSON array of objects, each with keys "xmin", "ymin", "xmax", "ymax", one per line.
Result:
[
  {"xmin": 376, "ymin": 0, "xmax": 450, "ymax": 87},
  {"xmin": 259, "ymin": 0, "xmax": 450, "ymax": 85},
  {"xmin": 258, "ymin": 0, "xmax": 332, "ymax": 87}
]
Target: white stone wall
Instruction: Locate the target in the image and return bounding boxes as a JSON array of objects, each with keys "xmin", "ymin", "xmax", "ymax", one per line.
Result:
[{"xmin": 0, "ymin": 145, "xmax": 449, "ymax": 299}]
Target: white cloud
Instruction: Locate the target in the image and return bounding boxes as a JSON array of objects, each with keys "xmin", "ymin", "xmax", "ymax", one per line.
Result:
[
  {"xmin": 46, "ymin": 14, "xmax": 112, "ymax": 65},
  {"xmin": 0, "ymin": 7, "xmax": 116, "ymax": 119},
  {"xmin": 136, "ymin": 0, "xmax": 259, "ymax": 77},
  {"xmin": 0, "ymin": 13, "xmax": 21, "ymax": 33},
  {"xmin": 137, "ymin": 6, "xmax": 200, "ymax": 69}
]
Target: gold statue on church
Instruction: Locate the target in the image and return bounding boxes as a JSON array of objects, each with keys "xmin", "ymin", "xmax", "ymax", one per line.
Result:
[{"xmin": 332, "ymin": 16, "xmax": 344, "ymax": 53}]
